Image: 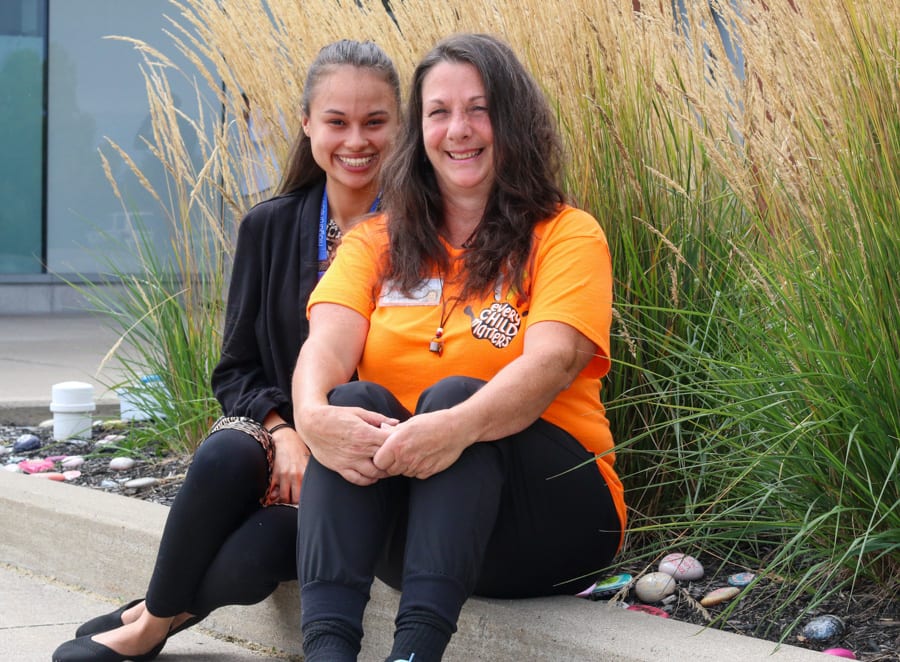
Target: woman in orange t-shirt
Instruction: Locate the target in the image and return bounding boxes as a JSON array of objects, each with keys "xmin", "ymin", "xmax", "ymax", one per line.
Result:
[{"xmin": 292, "ymin": 33, "xmax": 625, "ymax": 662}]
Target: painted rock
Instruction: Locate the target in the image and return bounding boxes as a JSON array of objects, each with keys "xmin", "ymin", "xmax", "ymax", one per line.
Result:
[
  {"xmin": 61, "ymin": 456, "xmax": 84, "ymax": 469},
  {"xmin": 62, "ymin": 470, "xmax": 82, "ymax": 480},
  {"xmin": 124, "ymin": 477, "xmax": 158, "ymax": 490},
  {"xmin": 700, "ymin": 586, "xmax": 740, "ymax": 606},
  {"xmin": 13, "ymin": 434, "xmax": 41, "ymax": 452},
  {"xmin": 3, "ymin": 464, "xmax": 22, "ymax": 473},
  {"xmin": 634, "ymin": 572, "xmax": 676, "ymax": 603},
  {"xmin": 822, "ymin": 648, "xmax": 856, "ymax": 659},
  {"xmin": 627, "ymin": 604, "xmax": 669, "ymax": 618},
  {"xmin": 108, "ymin": 457, "xmax": 136, "ymax": 471},
  {"xmin": 100, "ymin": 479, "xmax": 118, "ymax": 488},
  {"xmin": 658, "ymin": 553, "xmax": 704, "ymax": 581},
  {"xmin": 799, "ymin": 614, "xmax": 845, "ymax": 642},
  {"xmin": 18, "ymin": 458, "xmax": 55, "ymax": 474},
  {"xmin": 576, "ymin": 573, "xmax": 633, "ymax": 600},
  {"xmin": 727, "ymin": 572, "xmax": 756, "ymax": 587},
  {"xmin": 31, "ymin": 472, "xmax": 66, "ymax": 481}
]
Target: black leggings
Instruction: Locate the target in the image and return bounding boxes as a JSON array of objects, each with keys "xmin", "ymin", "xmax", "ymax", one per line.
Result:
[
  {"xmin": 297, "ymin": 378, "xmax": 621, "ymax": 637},
  {"xmin": 144, "ymin": 428, "xmax": 297, "ymax": 618}
]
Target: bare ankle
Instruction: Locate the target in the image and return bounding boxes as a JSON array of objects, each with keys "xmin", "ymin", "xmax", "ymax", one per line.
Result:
[{"xmin": 120, "ymin": 600, "xmax": 145, "ymax": 625}]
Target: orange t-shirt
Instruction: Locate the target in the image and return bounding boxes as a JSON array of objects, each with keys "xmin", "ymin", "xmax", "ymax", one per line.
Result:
[{"xmin": 309, "ymin": 205, "xmax": 625, "ymax": 538}]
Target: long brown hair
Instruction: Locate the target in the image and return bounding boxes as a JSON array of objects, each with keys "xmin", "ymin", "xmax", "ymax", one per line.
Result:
[
  {"xmin": 380, "ymin": 33, "xmax": 565, "ymax": 301},
  {"xmin": 277, "ymin": 39, "xmax": 400, "ymax": 195}
]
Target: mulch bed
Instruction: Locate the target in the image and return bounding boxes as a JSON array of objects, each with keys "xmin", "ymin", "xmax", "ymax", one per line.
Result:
[
  {"xmin": 602, "ymin": 561, "xmax": 899, "ymax": 660},
  {"xmin": 3, "ymin": 420, "xmax": 898, "ymax": 661}
]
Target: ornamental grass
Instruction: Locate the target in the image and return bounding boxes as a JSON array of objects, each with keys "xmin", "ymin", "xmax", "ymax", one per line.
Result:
[{"xmin": 92, "ymin": 0, "xmax": 897, "ymax": 635}]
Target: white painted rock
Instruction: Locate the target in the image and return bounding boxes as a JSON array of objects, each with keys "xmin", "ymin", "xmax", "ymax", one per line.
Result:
[
  {"xmin": 108, "ymin": 457, "xmax": 135, "ymax": 471},
  {"xmin": 124, "ymin": 477, "xmax": 158, "ymax": 490},
  {"xmin": 634, "ymin": 572, "xmax": 676, "ymax": 603},
  {"xmin": 3, "ymin": 464, "xmax": 22, "ymax": 473},
  {"xmin": 62, "ymin": 470, "xmax": 82, "ymax": 481},
  {"xmin": 61, "ymin": 456, "xmax": 84, "ymax": 469},
  {"xmin": 700, "ymin": 586, "xmax": 740, "ymax": 606},
  {"xmin": 658, "ymin": 553, "xmax": 704, "ymax": 581},
  {"xmin": 38, "ymin": 418, "xmax": 54, "ymax": 429}
]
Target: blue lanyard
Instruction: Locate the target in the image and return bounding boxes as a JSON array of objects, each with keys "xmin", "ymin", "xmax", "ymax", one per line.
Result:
[{"xmin": 318, "ymin": 186, "xmax": 381, "ymax": 279}]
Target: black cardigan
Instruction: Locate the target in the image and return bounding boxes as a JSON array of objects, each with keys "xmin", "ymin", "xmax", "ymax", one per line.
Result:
[{"xmin": 210, "ymin": 179, "xmax": 324, "ymax": 426}]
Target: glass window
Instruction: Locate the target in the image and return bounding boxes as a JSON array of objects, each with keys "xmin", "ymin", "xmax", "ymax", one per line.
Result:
[
  {"xmin": 0, "ymin": 0, "xmax": 46, "ymax": 274},
  {"xmin": 46, "ymin": 0, "xmax": 215, "ymax": 275}
]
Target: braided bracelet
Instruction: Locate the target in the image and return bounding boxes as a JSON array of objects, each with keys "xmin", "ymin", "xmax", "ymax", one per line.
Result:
[{"xmin": 266, "ymin": 422, "xmax": 293, "ymax": 435}]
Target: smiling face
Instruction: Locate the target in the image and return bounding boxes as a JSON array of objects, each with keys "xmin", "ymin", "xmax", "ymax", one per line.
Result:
[
  {"xmin": 421, "ymin": 61, "xmax": 495, "ymax": 204},
  {"xmin": 302, "ymin": 65, "xmax": 398, "ymax": 197}
]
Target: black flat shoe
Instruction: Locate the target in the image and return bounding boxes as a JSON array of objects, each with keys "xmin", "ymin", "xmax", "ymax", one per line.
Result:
[
  {"xmin": 75, "ymin": 599, "xmax": 144, "ymax": 638},
  {"xmin": 51, "ymin": 634, "xmax": 165, "ymax": 662},
  {"xmin": 172, "ymin": 613, "xmax": 204, "ymax": 635}
]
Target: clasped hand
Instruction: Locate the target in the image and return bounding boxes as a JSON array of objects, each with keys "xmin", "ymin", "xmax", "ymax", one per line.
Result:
[
  {"xmin": 300, "ymin": 404, "xmax": 397, "ymax": 486},
  {"xmin": 302, "ymin": 406, "xmax": 471, "ymax": 484},
  {"xmin": 375, "ymin": 410, "xmax": 470, "ymax": 480}
]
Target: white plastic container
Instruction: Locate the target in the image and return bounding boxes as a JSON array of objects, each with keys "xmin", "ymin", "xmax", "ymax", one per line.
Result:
[
  {"xmin": 50, "ymin": 381, "xmax": 96, "ymax": 440},
  {"xmin": 117, "ymin": 374, "xmax": 167, "ymax": 421}
]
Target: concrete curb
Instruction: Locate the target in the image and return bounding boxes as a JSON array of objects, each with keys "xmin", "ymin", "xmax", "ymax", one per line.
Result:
[{"xmin": 0, "ymin": 470, "xmax": 825, "ymax": 661}]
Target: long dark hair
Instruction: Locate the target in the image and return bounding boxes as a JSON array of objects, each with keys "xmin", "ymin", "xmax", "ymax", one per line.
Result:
[
  {"xmin": 277, "ymin": 39, "xmax": 400, "ymax": 195},
  {"xmin": 381, "ymin": 33, "xmax": 565, "ymax": 301}
]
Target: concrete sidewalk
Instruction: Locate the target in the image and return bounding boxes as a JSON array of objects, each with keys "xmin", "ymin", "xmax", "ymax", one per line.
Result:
[
  {"xmin": 0, "ymin": 563, "xmax": 277, "ymax": 661},
  {"xmin": 0, "ymin": 313, "xmax": 125, "ymax": 421},
  {"xmin": 0, "ymin": 314, "xmax": 826, "ymax": 661}
]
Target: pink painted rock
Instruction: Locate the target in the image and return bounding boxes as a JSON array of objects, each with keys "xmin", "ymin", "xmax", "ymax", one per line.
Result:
[
  {"xmin": 18, "ymin": 458, "xmax": 55, "ymax": 474},
  {"xmin": 700, "ymin": 586, "xmax": 740, "ymax": 607},
  {"xmin": 627, "ymin": 604, "xmax": 669, "ymax": 618},
  {"xmin": 62, "ymin": 470, "xmax": 82, "ymax": 481},
  {"xmin": 822, "ymin": 649, "xmax": 856, "ymax": 659},
  {"xmin": 659, "ymin": 552, "xmax": 704, "ymax": 581}
]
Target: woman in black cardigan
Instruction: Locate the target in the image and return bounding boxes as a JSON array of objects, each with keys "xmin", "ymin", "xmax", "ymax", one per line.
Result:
[{"xmin": 53, "ymin": 39, "xmax": 400, "ymax": 662}]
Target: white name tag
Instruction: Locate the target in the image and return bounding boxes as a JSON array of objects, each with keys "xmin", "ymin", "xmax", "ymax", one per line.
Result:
[{"xmin": 378, "ymin": 278, "xmax": 442, "ymax": 306}]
